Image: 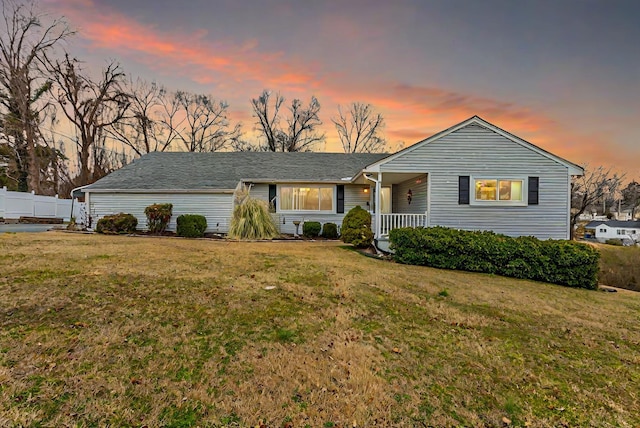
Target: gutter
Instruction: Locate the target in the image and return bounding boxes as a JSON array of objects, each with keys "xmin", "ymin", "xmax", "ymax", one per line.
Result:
[{"xmin": 80, "ymin": 188, "xmax": 236, "ymax": 194}]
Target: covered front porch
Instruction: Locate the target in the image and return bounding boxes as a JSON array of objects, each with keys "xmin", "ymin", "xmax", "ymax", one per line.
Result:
[{"xmin": 354, "ymin": 171, "xmax": 429, "ymax": 240}]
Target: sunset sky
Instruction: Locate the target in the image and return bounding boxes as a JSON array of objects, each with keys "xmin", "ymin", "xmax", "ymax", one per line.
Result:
[{"xmin": 40, "ymin": 0, "xmax": 639, "ymax": 176}]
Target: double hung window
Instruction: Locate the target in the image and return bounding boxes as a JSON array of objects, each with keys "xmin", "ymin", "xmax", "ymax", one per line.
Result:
[{"xmin": 280, "ymin": 186, "xmax": 334, "ymax": 211}]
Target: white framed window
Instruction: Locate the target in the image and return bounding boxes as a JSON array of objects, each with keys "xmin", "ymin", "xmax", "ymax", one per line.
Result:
[
  {"xmin": 279, "ymin": 185, "xmax": 334, "ymax": 212},
  {"xmin": 599, "ymin": 228, "xmax": 606, "ymax": 233},
  {"xmin": 471, "ymin": 177, "xmax": 526, "ymax": 206},
  {"xmin": 617, "ymin": 229, "xmax": 623, "ymax": 235}
]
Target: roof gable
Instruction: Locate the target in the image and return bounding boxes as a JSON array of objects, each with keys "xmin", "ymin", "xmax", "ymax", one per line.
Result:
[{"xmin": 363, "ymin": 116, "xmax": 584, "ymax": 175}]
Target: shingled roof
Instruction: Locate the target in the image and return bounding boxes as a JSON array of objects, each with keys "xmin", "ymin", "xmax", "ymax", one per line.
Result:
[
  {"xmin": 84, "ymin": 152, "xmax": 389, "ymax": 191},
  {"xmin": 585, "ymin": 220, "xmax": 640, "ymax": 229}
]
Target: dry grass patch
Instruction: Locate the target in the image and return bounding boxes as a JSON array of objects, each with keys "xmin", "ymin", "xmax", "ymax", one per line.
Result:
[
  {"xmin": 0, "ymin": 232, "xmax": 639, "ymax": 427},
  {"xmin": 597, "ymin": 243, "xmax": 640, "ymax": 291}
]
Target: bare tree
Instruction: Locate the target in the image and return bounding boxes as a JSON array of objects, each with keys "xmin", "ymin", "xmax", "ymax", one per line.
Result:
[
  {"xmin": 160, "ymin": 91, "xmax": 239, "ymax": 152},
  {"xmin": 251, "ymin": 90, "xmax": 324, "ymax": 152},
  {"xmin": 0, "ymin": 1, "xmax": 73, "ymax": 192},
  {"xmin": 571, "ymin": 166, "xmax": 624, "ymax": 239},
  {"xmin": 621, "ymin": 180, "xmax": 640, "ymax": 219},
  {"xmin": 107, "ymin": 78, "xmax": 172, "ymax": 157},
  {"xmin": 333, "ymin": 102, "xmax": 386, "ymax": 153},
  {"xmin": 48, "ymin": 54, "xmax": 130, "ymax": 186}
]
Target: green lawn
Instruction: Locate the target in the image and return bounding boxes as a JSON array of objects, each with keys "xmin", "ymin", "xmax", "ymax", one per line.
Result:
[{"xmin": 1, "ymin": 233, "xmax": 639, "ymax": 427}]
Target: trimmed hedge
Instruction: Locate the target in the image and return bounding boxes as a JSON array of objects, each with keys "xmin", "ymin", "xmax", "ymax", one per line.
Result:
[
  {"xmin": 341, "ymin": 205, "xmax": 373, "ymax": 248},
  {"xmin": 303, "ymin": 221, "xmax": 321, "ymax": 238},
  {"xmin": 177, "ymin": 214, "xmax": 207, "ymax": 238},
  {"xmin": 322, "ymin": 222, "xmax": 339, "ymax": 239},
  {"xmin": 96, "ymin": 213, "xmax": 137, "ymax": 234},
  {"xmin": 144, "ymin": 203, "xmax": 172, "ymax": 234},
  {"xmin": 389, "ymin": 226, "xmax": 600, "ymax": 289}
]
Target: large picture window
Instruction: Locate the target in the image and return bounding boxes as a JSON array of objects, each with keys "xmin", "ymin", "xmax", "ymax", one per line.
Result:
[
  {"xmin": 280, "ymin": 186, "xmax": 334, "ymax": 211},
  {"xmin": 474, "ymin": 178, "xmax": 524, "ymax": 203}
]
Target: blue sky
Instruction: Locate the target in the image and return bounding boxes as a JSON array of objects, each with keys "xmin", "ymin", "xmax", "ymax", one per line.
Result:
[{"xmin": 42, "ymin": 0, "xmax": 640, "ymax": 174}]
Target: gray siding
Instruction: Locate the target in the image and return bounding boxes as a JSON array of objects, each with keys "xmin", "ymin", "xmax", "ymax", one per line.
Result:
[
  {"xmin": 380, "ymin": 124, "xmax": 570, "ymax": 239},
  {"xmin": 89, "ymin": 193, "xmax": 234, "ymax": 233},
  {"xmin": 252, "ymin": 183, "xmax": 370, "ymax": 234},
  {"xmin": 391, "ymin": 174, "xmax": 428, "ymax": 214}
]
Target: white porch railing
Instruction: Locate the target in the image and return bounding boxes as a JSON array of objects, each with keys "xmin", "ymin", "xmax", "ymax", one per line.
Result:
[{"xmin": 379, "ymin": 213, "xmax": 428, "ymax": 237}]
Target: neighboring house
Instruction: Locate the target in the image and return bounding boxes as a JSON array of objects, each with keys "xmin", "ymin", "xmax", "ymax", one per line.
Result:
[
  {"xmin": 79, "ymin": 116, "xmax": 584, "ymax": 246},
  {"xmin": 584, "ymin": 220, "xmax": 640, "ymax": 243},
  {"xmin": 579, "ymin": 210, "xmax": 633, "ymax": 222}
]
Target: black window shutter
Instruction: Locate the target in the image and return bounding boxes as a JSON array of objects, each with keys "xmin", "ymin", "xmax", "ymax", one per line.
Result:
[
  {"xmin": 528, "ymin": 177, "xmax": 539, "ymax": 205},
  {"xmin": 458, "ymin": 176, "xmax": 470, "ymax": 204},
  {"xmin": 337, "ymin": 185, "xmax": 345, "ymax": 213},
  {"xmin": 268, "ymin": 184, "xmax": 277, "ymax": 211}
]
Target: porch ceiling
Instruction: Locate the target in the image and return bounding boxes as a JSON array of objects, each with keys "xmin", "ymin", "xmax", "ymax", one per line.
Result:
[{"xmin": 353, "ymin": 172, "xmax": 424, "ymax": 186}]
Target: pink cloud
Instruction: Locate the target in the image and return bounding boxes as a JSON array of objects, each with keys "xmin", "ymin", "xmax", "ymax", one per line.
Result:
[
  {"xmin": 44, "ymin": 0, "xmax": 639, "ymax": 174},
  {"xmin": 51, "ymin": 0, "xmax": 318, "ymax": 92}
]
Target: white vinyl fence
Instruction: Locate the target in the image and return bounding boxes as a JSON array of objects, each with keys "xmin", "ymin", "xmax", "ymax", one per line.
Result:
[{"xmin": 0, "ymin": 186, "xmax": 85, "ymax": 222}]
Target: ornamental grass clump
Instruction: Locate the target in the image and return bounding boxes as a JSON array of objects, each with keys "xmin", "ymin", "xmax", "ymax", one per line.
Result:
[
  {"xmin": 144, "ymin": 203, "xmax": 173, "ymax": 234},
  {"xmin": 228, "ymin": 185, "xmax": 278, "ymax": 240}
]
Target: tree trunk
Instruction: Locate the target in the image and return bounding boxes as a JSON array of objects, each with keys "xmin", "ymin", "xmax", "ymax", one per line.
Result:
[{"xmin": 26, "ymin": 126, "xmax": 40, "ymax": 194}]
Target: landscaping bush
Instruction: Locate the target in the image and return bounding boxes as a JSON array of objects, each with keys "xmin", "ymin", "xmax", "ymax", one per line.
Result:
[
  {"xmin": 144, "ymin": 203, "xmax": 173, "ymax": 234},
  {"xmin": 341, "ymin": 205, "xmax": 373, "ymax": 248},
  {"xmin": 228, "ymin": 197, "xmax": 278, "ymax": 240},
  {"xmin": 389, "ymin": 226, "xmax": 600, "ymax": 289},
  {"xmin": 321, "ymin": 222, "xmax": 339, "ymax": 239},
  {"xmin": 303, "ymin": 221, "xmax": 321, "ymax": 238},
  {"xmin": 96, "ymin": 213, "xmax": 137, "ymax": 234},
  {"xmin": 176, "ymin": 214, "xmax": 207, "ymax": 238}
]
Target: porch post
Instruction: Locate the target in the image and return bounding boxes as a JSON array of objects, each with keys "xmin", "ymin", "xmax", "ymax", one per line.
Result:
[{"xmin": 375, "ymin": 172, "xmax": 382, "ymax": 239}]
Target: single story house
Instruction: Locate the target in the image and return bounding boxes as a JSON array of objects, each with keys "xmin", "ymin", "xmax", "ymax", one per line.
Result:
[
  {"xmin": 80, "ymin": 116, "xmax": 584, "ymax": 247},
  {"xmin": 585, "ymin": 220, "xmax": 640, "ymax": 243}
]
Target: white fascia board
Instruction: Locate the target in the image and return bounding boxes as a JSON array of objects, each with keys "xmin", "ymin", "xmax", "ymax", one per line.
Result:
[
  {"xmin": 363, "ymin": 116, "xmax": 584, "ymax": 175},
  {"xmin": 242, "ymin": 179, "xmax": 350, "ymax": 185},
  {"xmin": 84, "ymin": 188, "xmax": 236, "ymax": 194},
  {"xmin": 472, "ymin": 118, "xmax": 585, "ymax": 176}
]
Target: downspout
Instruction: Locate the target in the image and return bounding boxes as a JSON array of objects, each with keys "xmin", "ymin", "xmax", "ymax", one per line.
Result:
[
  {"xmin": 70, "ymin": 184, "xmax": 90, "ymax": 228},
  {"xmin": 69, "ymin": 185, "xmax": 83, "ymax": 225},
  {"xmin": 364, "ymin": 173, "xmax": 382, "ymax": 241}
]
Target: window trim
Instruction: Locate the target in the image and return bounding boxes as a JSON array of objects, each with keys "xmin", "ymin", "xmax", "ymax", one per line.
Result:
[
  {"xmin": 470, "ymin": 176, "xmax": 528, "ymax": 207},
  {"xmin": 278, "ymin": 184, "xmax": 336, "ymax": 213}
]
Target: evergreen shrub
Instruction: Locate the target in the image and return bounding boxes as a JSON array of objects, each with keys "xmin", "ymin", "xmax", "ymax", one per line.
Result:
[
  {"xmin": 341, "ymin": 205, "xmax": 373, "ymax": 248},
  {"xmin": 177, "ymin": 214, "xmax": 207, "ymax": 238},
  {"xmin": 96, "ymin": 213, "xmax": 137, "ymax": 234},
  {"xmin": 144, "ymin": 203, "xmax": 173, "ymax": 234},
  {"xmin": 389, "ymin": 226, "xmax": 600, "ymax": 289},
  {"xmin": 321, "ymin": 222, "xmax": 339, "ymax": 239},
  {"xmin": 303, "ymin": 221, "xmax": 321, "ymax": 238}
]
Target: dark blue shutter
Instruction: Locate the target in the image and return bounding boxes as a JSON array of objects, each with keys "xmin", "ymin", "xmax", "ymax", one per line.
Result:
[
  {"xmin": 528, "ymin": 177, "xmax": 539, "ymax": 205},
  {"xmin": 458, "ymin": 176, "xmax": 470, "ymax": 204},
  {"xmin": 268, "ymin": 184, "xmax": 277, "ymax": 211},
  {"xmin": 337, "ymin": 185, "xmax": 345, "ymax": 213}
]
